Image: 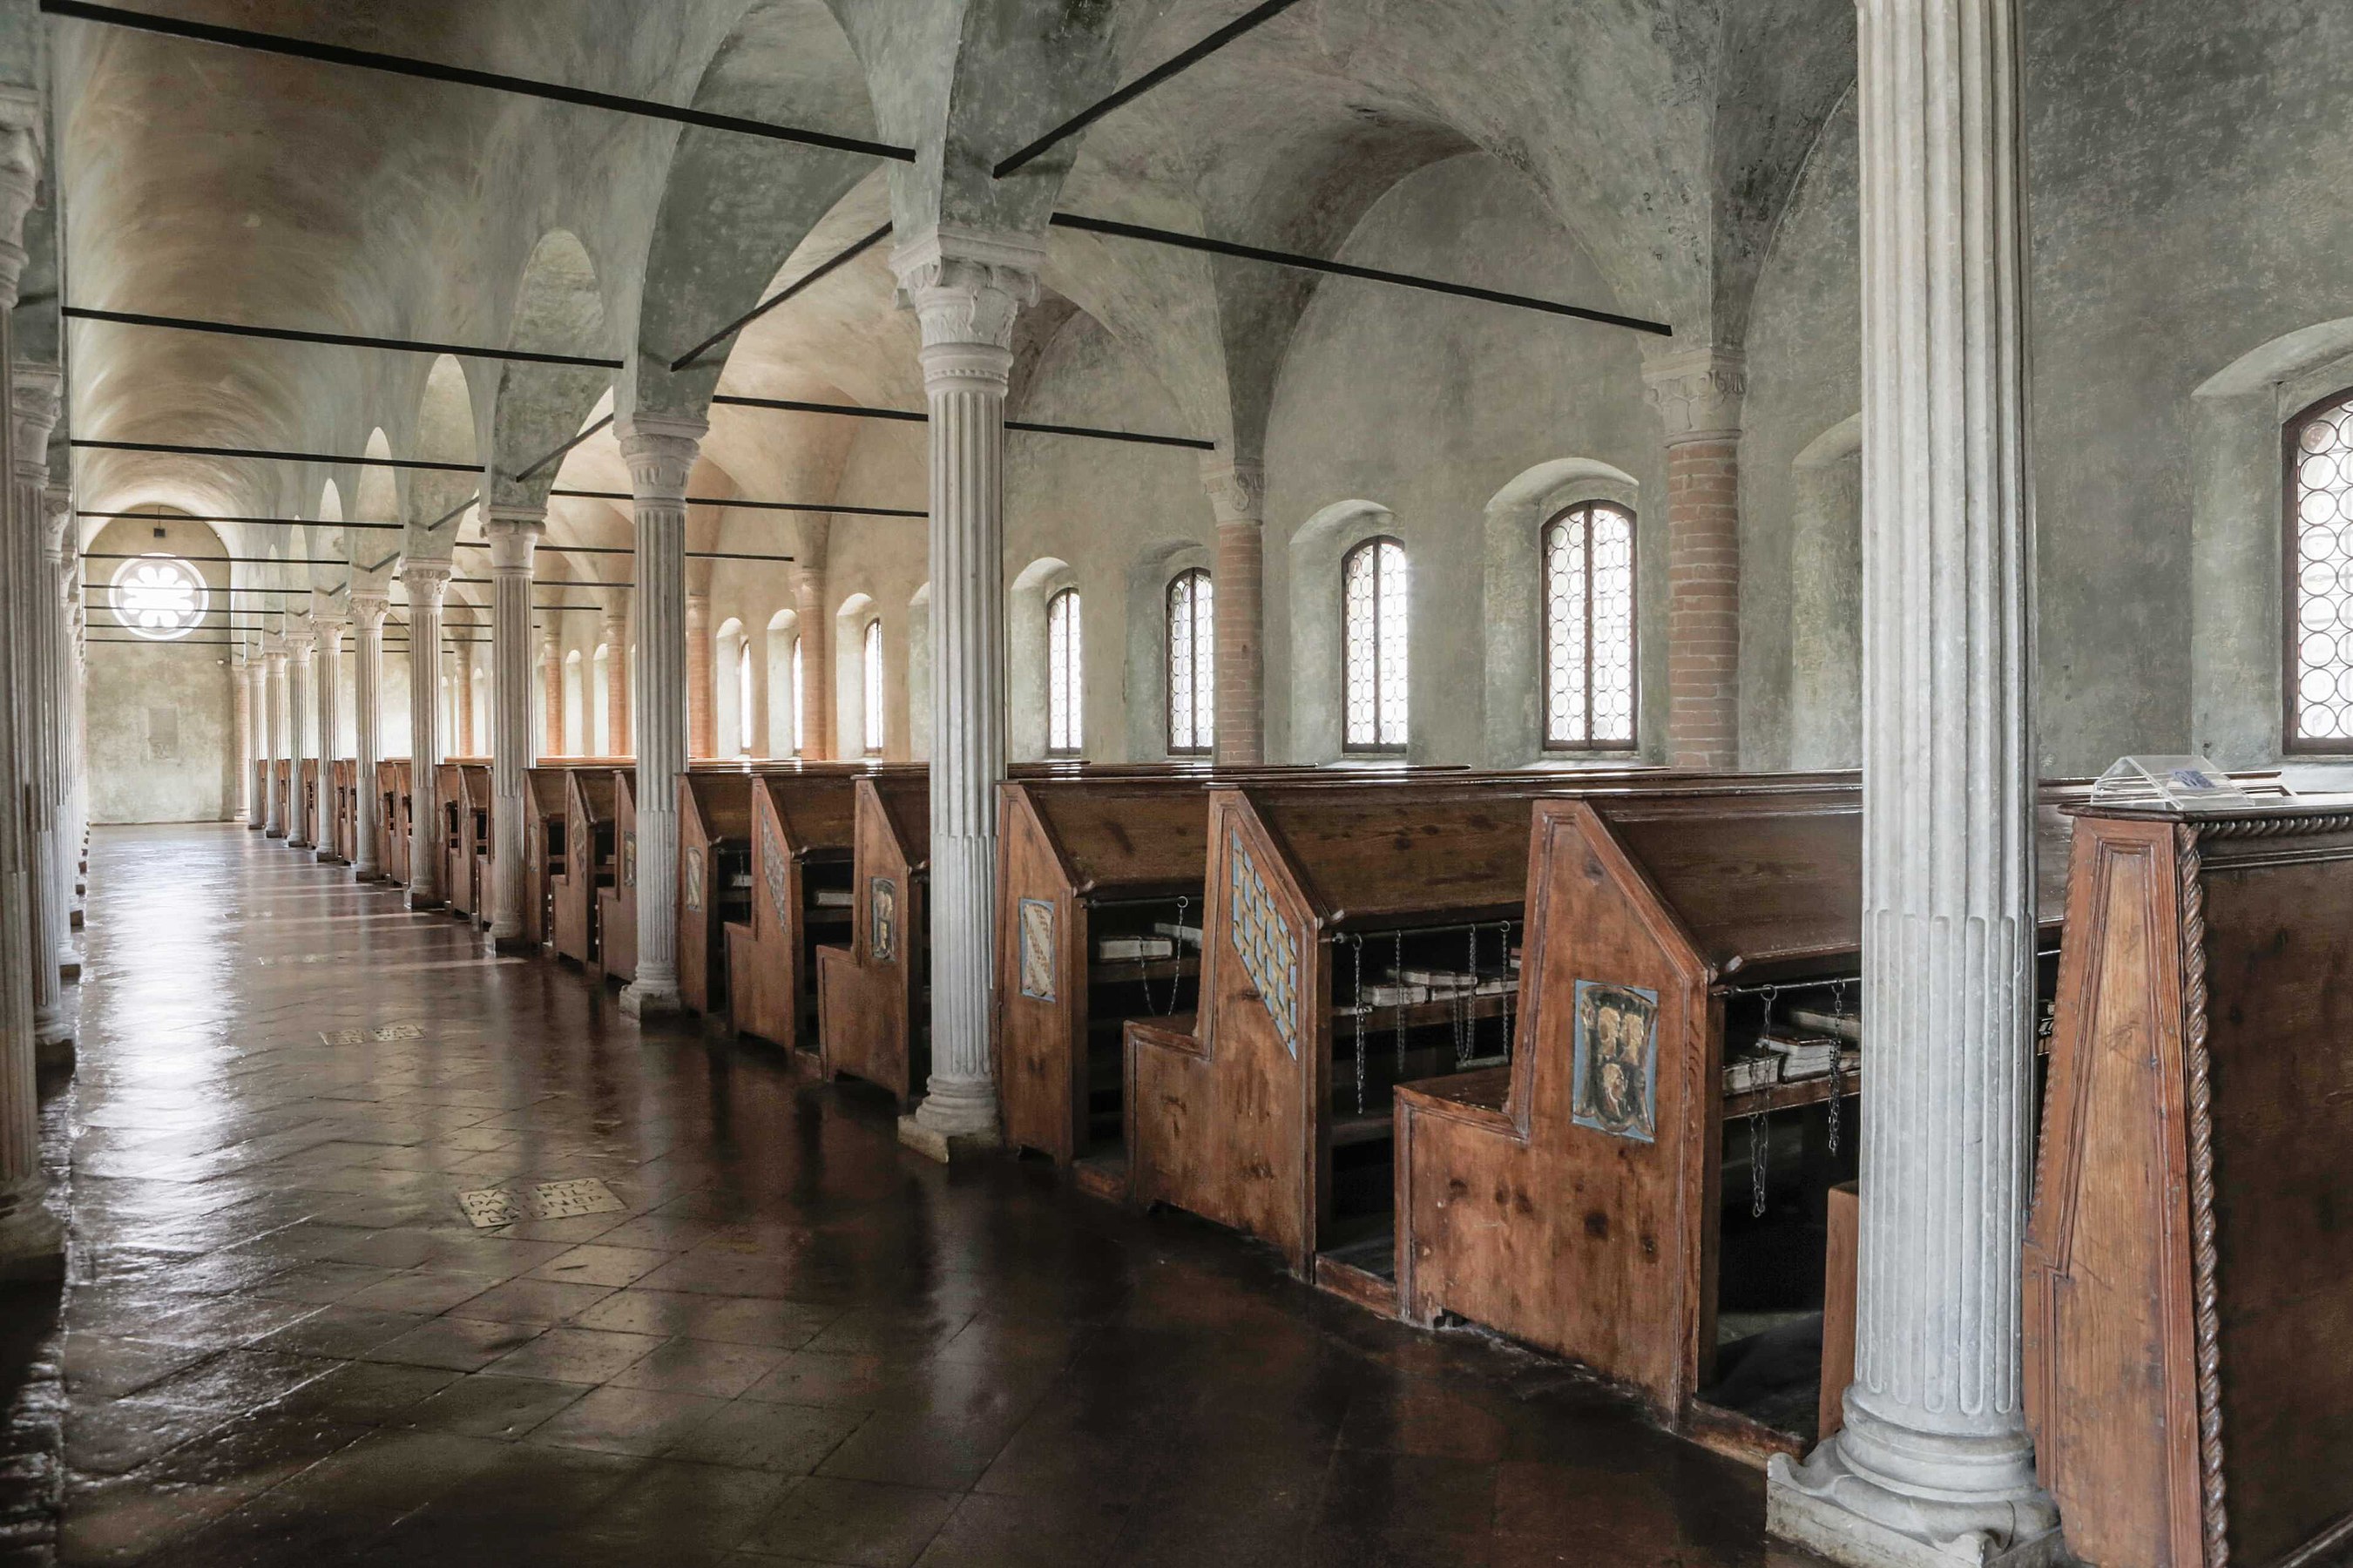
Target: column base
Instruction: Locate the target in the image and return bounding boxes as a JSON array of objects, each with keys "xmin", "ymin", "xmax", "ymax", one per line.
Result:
[
  {"xmin": 1768, "ymin": 1438, "xmax": 2066, "ymax": 1568},
  {"xmin": 407, "ymin": 892, "xmax": 444, "ymax": 912},
  {"xmin": 265, "ymin": 828, "xmax": 285, "ymax": 840},
  {"xmin": 37, "ymin": 1036, "xmax": 74, "ymax": 1075},
  {"xmin": 492, "ymin": 935, "xmax": 537, "ymax": 957},
  {"xmin": 314, "ymin": 849, "xmax": 342, "ymax": 865},
  {"xmin": 32, "ymin": 1010, "xmax": 69, "ymax": 1054},
  {"xmin": 896, "ymin": 1112, "xmax": 1002, "ymax": 1164},
  {"xmin": 287, "ymin": 837, "xmax": 313, "ymax": 850},
  {"xmin": 619, "ymin": 981, "xmax": 680, "ymax": 1019},
  {"xmin": 57, "ymin": 946, "xmax": 79, "ymax": 983},
  {"xmin": 354, "ymin": 862, "xmax": 383, "ymax": 882},
  {"xmin": 0, "ymin": 1183, "xmax": 64, "ymax": 1282}
]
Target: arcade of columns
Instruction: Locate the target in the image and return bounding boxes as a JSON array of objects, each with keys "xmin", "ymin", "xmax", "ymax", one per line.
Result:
[{"xmin": 18, "ymin": 3, "xmax": 2061, "ymax": 1559}]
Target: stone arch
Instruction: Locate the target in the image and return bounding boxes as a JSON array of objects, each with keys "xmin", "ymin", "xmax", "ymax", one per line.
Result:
[
  {"xmin": 409, "ymin": 353, "xmax": 483, "ymax": 557},
  {"xmin": 1288, "ymin": 501, "xmax": 1395, "ymax": 762},
  {"xmin": 1480, "ymin": 458, "xmax": 1642, "ymax": 767}
]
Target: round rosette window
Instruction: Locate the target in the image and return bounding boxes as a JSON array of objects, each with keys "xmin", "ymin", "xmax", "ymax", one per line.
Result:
[{"xmin": 110, "ymin": 553, "xmax": 209, "ymax": 640}]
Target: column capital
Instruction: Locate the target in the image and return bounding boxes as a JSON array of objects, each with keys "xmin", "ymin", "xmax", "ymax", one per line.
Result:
[
  {"xmin": 484, "ymin": 504, "xmax": 544, "ymax": 571},
  {"xmin": 10, "ymin": 361, "xmax": 60, "ymax": 471},
  {"xmin": 284, "ymin": 623, "xmax": 316, "ymax": 659},
  {"xmin": 615, "ymin": 414, "xmax": 707, "ymax": 500},
  {"xmin": 40, "ymin": 484, "xmax": 71, "ymax": 564},
  {"xmin": 350, "ymin": 588, "xmax": 390, "ymax": 631},
  {"xmin": 0, "ymin": 85, "xmax": 43, "ymax": 305},
  {"xmin": 1200, "ymin": 459, "xmax": 1267, "ymax": 525},
  {"xmin": 313, "ymin": 606, "xmax": 348, "ymax": 638},
  {"xmin": 891, "ymin": 226, "xmax": 1042, "ymax": 382},
  {"xmin": 399, "ymin": 558, "xmax": 453, "ymax": 606},
  {"xmin": 1642, "ymin": 347, "xmax": 1747, "ymax": 443}
]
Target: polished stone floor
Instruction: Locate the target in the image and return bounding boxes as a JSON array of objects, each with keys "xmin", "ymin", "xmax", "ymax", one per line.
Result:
[{"xmin": 18, "ymin": 821, "xmax": 1816, "ymax": 1566}]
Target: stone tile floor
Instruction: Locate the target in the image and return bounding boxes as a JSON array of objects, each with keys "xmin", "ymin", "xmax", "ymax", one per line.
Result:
[{"xmin": 2, "ymin": 822, "xmax": 1828, "ymax": 1566}]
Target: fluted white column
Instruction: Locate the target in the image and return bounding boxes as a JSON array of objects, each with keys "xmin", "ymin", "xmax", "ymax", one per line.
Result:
[
  {"xmin": 263, "ymin": 640, "xmax": 288, "ymax": 838},
  {"xmin": 9, "ymin": 364, "xmax": 64, "ymax": 1054},
  {"xmin": 37, "ymin": 485, "xmax": 74, "ymax": 990},
  {"xmin": 1766, "ymin": 0, "xmax": 2056, "ymax": 1562},
  {"xmin": 892, "ymin": 231, "xmax": 1040, "ymax": 1158},
  {"xmin": 351, "ymin": 590, "xmax": 389, "ymax": 879},
  {"xmin": 285, "ymin": 625, "xmax": 315, "ymax": 848},
  {"xmin": 233, "ymin": 647, "xmax": 253, "ymax": 822},
  {"xmin": 402, "ymin": 560, "xmax": 450, "ymax": 908},
  {"xmin": 313, "ymin": 609, "xmax": 345, "ymax": 862},
  {"xmin": 485, "ymin": 505, "xmax": 543, "ymax": 950},
  {"xmin": 617, "ymin": 415, "xmax": 701, "ymax": 1017},
  {"xmin": 0, "ymin": 87, "xmax": 62, "ymax": 1275}
]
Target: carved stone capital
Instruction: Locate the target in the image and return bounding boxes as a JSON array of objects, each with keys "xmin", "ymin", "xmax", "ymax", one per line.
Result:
[
  {"xmin": 892, "ymin": 227, "xmax": 1043, "ymax": 387},
  {"xmin": 484, "ymin": 503, "xmax": 546, "ymax": 572},
  {"xmin": 41, "ymin": 484, "xmax": 70, "ymax": 563},
  {"xmin": 11, "ymin": 362, "xmax": 60, "ymax": 474},
  {"xmin": 399, "ymin": 558, "xmax": 453, "ymax": 612},
  {"xmin": 350, "ymin": 589, "xmax": 391, "ymax": 632},
  {"xmin": 1200, "ymin": 460, "xmax": 1267, "ymax": 525},
  {"xmin": 0, "ymin": 86, "xmax": 44, "ymax": 302},
  {"xmin": 615, "ymin": 414, "xmax": 707, "ymax": 502},
  {"xmin": 1642, "ymin": 348, "xmax": 1747, "ymax": 443}
]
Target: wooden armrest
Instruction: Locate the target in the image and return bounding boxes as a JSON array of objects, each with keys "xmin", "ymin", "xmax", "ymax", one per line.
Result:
[{"xmin": 1395, "ymin": 1066, "xmax": 1515, "ymax": 1131}]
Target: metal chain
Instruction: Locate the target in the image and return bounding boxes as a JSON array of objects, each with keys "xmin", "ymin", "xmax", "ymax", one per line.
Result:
[
  {"xmin": 1356, "ymin": 939, "xmax": 1372, "ymax": 1113},
  {"xmin": 1750, "ymin": 1109, "xmax": 1769, "ymax": 1218},
  {"xmin": 1134, "ymin": 894, "xmax": 1192, "ymax": 1017},
  {"xmin": 1498, "ymin": 921, "xmax": 1517, "ymax": 1060},
  {"xmin": 1826, "ymin": 981, "xmax": 1846, "ymax": 1156},
  {"xmin": 1393, "ymin": 929, "xmax": 1407, "ymax": 1077}
]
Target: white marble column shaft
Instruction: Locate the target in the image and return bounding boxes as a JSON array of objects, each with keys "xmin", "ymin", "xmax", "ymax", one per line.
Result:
[
  {"xmin": 264, "ymin": 645, "xmax": 287, "ymax": 838},
  {"xmin": 285, "ymin": 626, "xmax": 315, "ymax": 848},
  {"xmin": 351, "ymin": 591, "xmax": 388, "ymax": 878},
  {"xmin": 1767, "ymin": 0, "xmax": 2055, "ymax": 1562},
  {"xmin": 10, "ymin": 365, "xmax": 63, "ymax": 1051},
  {"xmin": 894, "ymin": 234, "xmax": 1039, "ymax": 1156},
  {"xmin": 618, "ymin": 417, "xmax": 700, "ymax": 1017},
  {"xmin": 485, "ymin": 505, "xmax": 543, "ymax": 949},
  {"xmin": 402, "ymin": 561, "xmax": 450, "ymax": 907},
  {"xmin": 314, "ymin": 611, "xmax": 345, "ymax": 862},
  {"xmin": 233, "ymin": 651, "xmax": 253, "ymax": 822},
  {"xmin": 0, "ymin": 87, "xmax": 63, "ymax": 1274},
  {"xmin": 601, "ymin": 603, "xmax": 631, "ymax": 756}
]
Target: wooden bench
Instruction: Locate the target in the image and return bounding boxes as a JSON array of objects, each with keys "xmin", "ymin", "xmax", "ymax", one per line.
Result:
[
  {"xmin": 1122, "ymin": 774, "xmax": 1626, "ymax": 1290},
  {"xmin": 593, "ymin": 769, "xmax": 639, "ymax": 983},
  {"xmin": 552, "ymin": 767, "xmax": 618, "ymax": 968},
  {"xmin": 521, "ymin": 759, "xmax": 630, "ymax": 947},
  {"xmin": 1394, "ymin": 781, "xmax": 2079, "ymax": 1468},
  {"xmin": 456, "ymin": 762, "xmax": 493, "ymax": 926},
  {"xmin": 815, "ymin": 772, "xmax": 930, "ymax": 1101},
  {"xmin": 680, "ymin": 771, "xmax": 754, "ymax": 1016},
  {"xmin": 271, "ymin": 759, "xmax": 290, "ymax": 838},
  {"xmin": 377, "ymin": 760, "xmax": 411, "ymax": 884},
  {"xmin": 298, "ymin": 758, "xmax": 319, "ymax": 846},
  {"xmin": 329, "ymin": 759, "xmax": 356, "ymax": 863},
  {"xmin": 250, "ymin": 760, "xmax": 267, "ymax": 829},
  {"xmin": 725, "ymin": 767, "xmax": 871, "ymax": 1048}
]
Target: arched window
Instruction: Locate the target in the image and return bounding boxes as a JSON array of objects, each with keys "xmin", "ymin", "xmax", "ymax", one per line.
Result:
[
  {"xmin": 862, "ymin": 619, "xmax": 884, "ymax": 756},
  {"xmin": 1542, "ymin": 503, "xmax": 1638, "ymax": 749},
  {"xmin": 736, "ymin": 639, "xmax": 754, "ymax": 757},
  {"xmin": 1342, "ymin": 537, "xmax": 1409, "ymax": 751},
  {"xmin": 2290, "ymin": 392, "xmax": 2353, "ymax": 748},
  {"xmin": 1166, "ymin": 569, "xmax": 1214, "ymax": 755},
  {"xmin": 1046, "ymin": 587, "xmax": 1082, "ymax": 755},
  {"xmin": 790, "ymin": 639, "xmax": 805, "ymax": 757}
]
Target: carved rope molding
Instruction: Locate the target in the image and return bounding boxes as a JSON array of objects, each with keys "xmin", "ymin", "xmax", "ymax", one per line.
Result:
[{"xmin": 2174, "ymin": 821, "xmax": 2228, "ymax": 1568}]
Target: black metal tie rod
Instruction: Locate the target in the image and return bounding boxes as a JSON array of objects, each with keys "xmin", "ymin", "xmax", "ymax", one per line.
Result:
[
  {"xmin": 994, "ymin": 0, "xmax": 1311, "ymax": 178},
  {"xmin": 710, "ymin": 393, "xmax": 1214, "ymax": 452},
  {"xmin": 64, "ymin": 306, "xmax": 622, "ymax": 369},
  {"xmin": 1049, "ymin": 213, "xmax": 1674, "ymax": 335},
  {"xmin": 39, "ymin": 1, "xmax": 916, "ymax": 161},
  {"xmin": 71, "ymin": 437, "xmax": 477, "ymax": 472}
]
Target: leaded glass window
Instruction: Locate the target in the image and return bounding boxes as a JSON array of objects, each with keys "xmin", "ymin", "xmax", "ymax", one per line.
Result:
[
  {"xmin": 1166, "ymin": 569, "xmax": 1214, "ymax": 754},
  {"xmin": 1342, "ymin": 537, "xmax": 1409, "ymax": 751},
  {"xmin": 1046, "ymin": 587, "xmax": 1082, "ymax": 755},
  {"xmin": 2291, "ymin": 393, "xmax": 2353, "ymax": 748},
  {"xmin": 862, "ymin": 619, "xmax": 883, "ymax": 757},
  {"xmin": 1543, "ymin": 503, "xmax": 1638, "ymax": 749},
  {"xmin": 790, "ymin": 639, "xmax": 805, "ymax": 757}
]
